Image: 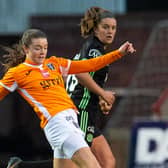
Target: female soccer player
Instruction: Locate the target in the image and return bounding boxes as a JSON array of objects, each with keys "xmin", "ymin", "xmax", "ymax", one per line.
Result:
[
  {"xmin": 1, "ymin": 28, "xmax": 135, "ymax": 168},
  {"xmin": 66, "ymin": 6, "xmax": 118, "ymax": 168}
]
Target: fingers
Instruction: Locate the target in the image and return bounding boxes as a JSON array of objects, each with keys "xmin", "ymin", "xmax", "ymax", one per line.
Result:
[
  {"xmin": 101, "ymin": 104, "xmax": 112, "ymax": 115},
  {"xmin": 99, "ymin": 99, "xmax": 105, "ymax": 106},
  {"xmin": 99, "ymin": 90, "xmax": 115, "ymax": 115},
  {"xmin": 100, "ymin": 90, "xmax": 115, "ymax": 105},
  {"xmin": 119, "ymin": 41, "xmax": 136, "ymax": 55},
  {"xmin": 127, "ymin": 42, "xmax": 136, "ymax": 53},
  {"xmin": 102, "ymin": 111, "xmax": 110, "ymax": 115},
  {"xmin": 99, "ymin": 98, "xmax": 113, "ymax": 115}
]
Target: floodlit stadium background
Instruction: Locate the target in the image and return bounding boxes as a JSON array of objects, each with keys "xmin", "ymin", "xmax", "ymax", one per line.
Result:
[{"xmin": 0, "ymin": 0, "xmax": 168, "ymax": 167}]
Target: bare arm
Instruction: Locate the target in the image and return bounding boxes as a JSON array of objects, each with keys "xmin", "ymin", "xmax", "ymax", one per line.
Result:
[{"xmin": 76, "ymin": 73, "xmax": 115, "ymax": 105}]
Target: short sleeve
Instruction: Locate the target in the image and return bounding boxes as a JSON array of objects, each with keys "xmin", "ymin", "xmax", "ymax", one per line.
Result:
[{"xmin": 0, "ymin": 68, "xmax": 18, "ymax": 92}]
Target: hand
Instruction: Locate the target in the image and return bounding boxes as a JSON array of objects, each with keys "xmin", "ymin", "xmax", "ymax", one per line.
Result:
[
  {"xmin": 99, "ymin": 96, "xmax": 113, "ymax": 115},
  {"xmin": 118, "ymin": 41, "xmax": 136, "ymax": 55},
  {"xmin": 99, "ymin": 90, "xmax": 115, "ymax": 115},
  {"xmin": 100, "ymin": 90, "xmax": 115, "ymax": 105}
]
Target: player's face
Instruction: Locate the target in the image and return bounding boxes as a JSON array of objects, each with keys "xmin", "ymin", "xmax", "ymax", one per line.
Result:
[
  {"xmin": 24, "ymin": 38, "xmax": 48, "ymax": 65},
  {"xmin": 94, "ymin": 17, "xmax": 117, "ymax": 45}
]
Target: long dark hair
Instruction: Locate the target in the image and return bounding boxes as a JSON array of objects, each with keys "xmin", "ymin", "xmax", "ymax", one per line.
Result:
[
  {"xmin": 0, "ymin": 29, "xmax": 47, "ymax": 73},
  {"xmin": 80, "ymin": 6, "xmax": 115, "ymax": 38}
]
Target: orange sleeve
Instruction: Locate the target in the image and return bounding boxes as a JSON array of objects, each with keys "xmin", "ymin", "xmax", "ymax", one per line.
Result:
[
  {"xmin": 0, "ymin": 84, "xmax": 10, "ymax": 100},
  {"xmin": 68, "ymin": 50, "xmax": 123, "ymax": 74},
  {"xmin": 0, "ymin": 67, "xmax": 17, "ymax": 101},
  {"xmin": 49, "ymin": 56, "xmax": 71, "ymax": 76}
]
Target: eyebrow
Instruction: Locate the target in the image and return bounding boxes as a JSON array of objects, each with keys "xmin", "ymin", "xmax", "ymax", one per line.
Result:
[
  {"xmin": 33, "ymin": 44, "xmax": 48, "ymax": 47},
  {"xmin": 101, "ymin": 23, "xmax": 117, "ymax": 27}
]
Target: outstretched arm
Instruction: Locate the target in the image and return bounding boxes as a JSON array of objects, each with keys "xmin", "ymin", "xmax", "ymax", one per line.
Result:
[{"xmin": 69, "ymin": 41, "xmax": 136, "ymax": 74}]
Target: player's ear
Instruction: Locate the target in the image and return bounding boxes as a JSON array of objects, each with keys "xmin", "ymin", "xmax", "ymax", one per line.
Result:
[
  {"xmin": 22, "ymin": 45, "xmax": 29, "ymax": 54},
  {"xmin": 93, "ymin": 27, "xmax": 98, "ymax": 36}
]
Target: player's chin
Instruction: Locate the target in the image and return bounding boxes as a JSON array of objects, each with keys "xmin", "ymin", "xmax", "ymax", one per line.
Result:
[
  {"xmin": 105, "ymin": 39, "xmax": 113, "ymax": 45},
  {"xmin": 102, "ymin": 111, "xmax": 110, "ymax": 115}
]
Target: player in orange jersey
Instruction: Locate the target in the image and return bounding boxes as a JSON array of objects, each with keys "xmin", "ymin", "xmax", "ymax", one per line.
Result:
[
  {"xmin": 0, "ymin": 28, "xmax": 135, "ymax": 168},
  {"xmin": 7, "ymin": 7, "xmax": 117, "ymax": 168}
]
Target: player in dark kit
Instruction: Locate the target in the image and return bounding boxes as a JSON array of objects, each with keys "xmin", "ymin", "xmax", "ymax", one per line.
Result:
[
  {"xmin": 67, "ymin": 35, "xmax": 111, "ymax": 145},
  {"xmin": 66, "ymin": 6, "xmax": 117, "ymax": 168}
]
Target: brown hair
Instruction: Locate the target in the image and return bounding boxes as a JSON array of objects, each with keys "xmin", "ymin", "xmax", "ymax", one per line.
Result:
[
  {"xmin": 80, "ymin": 6, "xmax": 115, "ymax": 38},
  {"xmin": 0, "ymin": 29, "xmax": 47, "ymax": 73}
]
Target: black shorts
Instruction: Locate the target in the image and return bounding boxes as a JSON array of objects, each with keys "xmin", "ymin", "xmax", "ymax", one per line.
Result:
[{"xmin": 77, "ymin": 109, "xmax": 101, "ymax": 147}]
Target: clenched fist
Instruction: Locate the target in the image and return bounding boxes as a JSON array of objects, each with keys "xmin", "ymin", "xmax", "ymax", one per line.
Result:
[{"xmin": 99, "ymin": 92, "xmax": 115, "ymax": 115}]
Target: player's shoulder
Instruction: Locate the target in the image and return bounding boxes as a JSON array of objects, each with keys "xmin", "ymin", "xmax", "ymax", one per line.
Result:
[
  {"xmin": 81, "ymin": 36, "xmax": 104, "ymax": 58},
  {"xmin": 46, "ymin": 56, "xmax": 65, "ymax": 62},
  {"xmin": 7, "ymin": 63, "xmax": 24, "ymax": 74},
  {"xmin": 45, "ymin": 56, "xmax": 70, "ymax": 68}
]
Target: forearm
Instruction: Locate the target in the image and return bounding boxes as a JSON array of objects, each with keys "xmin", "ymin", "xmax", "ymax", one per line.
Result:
[
  {"xmin": 76, "ymin": 73, "xmax": 115, "ymax": 105},
  {"xmin": 69, "ymin": 50, "xmax": 123, "ymax": 74},
  {"xmin": 76, "ymin": 73, "xmax": 105, "ymax": 97}
]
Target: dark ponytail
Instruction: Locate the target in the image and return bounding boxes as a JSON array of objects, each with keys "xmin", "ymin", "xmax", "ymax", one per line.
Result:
[{"xmin": 80, "ymin": 6, "xmax": 114, "ymax": 38}]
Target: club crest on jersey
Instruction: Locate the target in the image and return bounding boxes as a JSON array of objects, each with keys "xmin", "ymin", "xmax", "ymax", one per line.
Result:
[
  {"xmin": 47, "ymin": 63, "xmax": 55, "ymax": 70},
  {"xmin": 88, "ymin": 49, "xmax": 102, "ymax": 58}
]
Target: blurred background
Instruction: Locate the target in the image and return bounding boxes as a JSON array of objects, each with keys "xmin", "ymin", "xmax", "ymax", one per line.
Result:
[{"xmin": 0, "ymin": 0, "xmax": 168, "ymax": 167}]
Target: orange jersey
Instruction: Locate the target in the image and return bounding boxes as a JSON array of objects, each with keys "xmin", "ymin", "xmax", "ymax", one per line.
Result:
[{"xmin": 0, "ymin": 50, "xmax": 123, "ymax": 128}]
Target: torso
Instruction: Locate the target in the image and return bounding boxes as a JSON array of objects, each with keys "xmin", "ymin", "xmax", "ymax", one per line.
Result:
[
  {"xmin": 66, "ymin": 36, "xmax": 109, "ymax": 122},
  {"xmin": 2, "ymin": 56, "xmax": 77, "ymax": 128}
]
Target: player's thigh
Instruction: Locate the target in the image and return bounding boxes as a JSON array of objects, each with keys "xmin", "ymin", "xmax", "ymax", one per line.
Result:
[
  {"xmin": 91, "ymin": 135, "xmax": 115, "ymax": 162},
  {"xmin": 72, "ymin": 147, "xmax": 101, "ymax": 168},
  {"xmin": 54, "ymin": 159, "xmax": 78, "ymax": 168}
]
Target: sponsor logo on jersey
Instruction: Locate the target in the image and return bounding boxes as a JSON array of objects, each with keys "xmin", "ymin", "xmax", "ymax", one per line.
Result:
[
  {"xmin": 88, "ymin": 49, "xmax": 102, "ymax": 58},
  {"xmin": 87, "ymin": 126, "xmax": 95, "ymax": 133},
  {"xmin": 40, "ymin": 76, "xmax": 63, "ymax": 89}
]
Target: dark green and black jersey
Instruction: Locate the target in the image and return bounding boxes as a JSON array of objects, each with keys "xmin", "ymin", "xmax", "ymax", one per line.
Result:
[
  {"xmin": 66, "ymin": 36, "xmax": 109, "ymax": 145},
  {"xmin": 67, "ymin": 36, "xmax": 108, "ymax": 111}
]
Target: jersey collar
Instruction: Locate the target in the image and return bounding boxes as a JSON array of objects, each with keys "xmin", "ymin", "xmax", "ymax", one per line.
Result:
[{"xmin": 23, "ymin": 59, "xmax": 43, "ymax": 68}]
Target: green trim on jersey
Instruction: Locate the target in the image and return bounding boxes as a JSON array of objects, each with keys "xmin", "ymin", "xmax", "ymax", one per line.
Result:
[
  {"xmin": 78, "ymin": 71, "xmax": 95, "ymax": 109},
  {"xmin": 80, "ymin": 110, "xmax": 88, "ymax": 133},
  {"xmin": 78, "ymin": 71, "xmax": 95, "ymax": 133}
]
